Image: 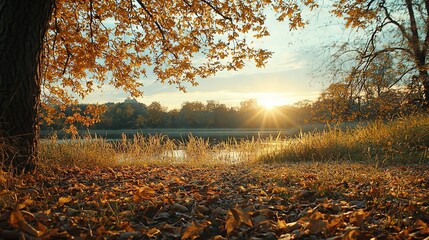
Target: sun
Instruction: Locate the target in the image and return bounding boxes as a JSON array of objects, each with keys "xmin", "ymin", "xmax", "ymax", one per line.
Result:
[{"xmin": 258, "ymin": 96, "xmax": 280, "ymax": 110}]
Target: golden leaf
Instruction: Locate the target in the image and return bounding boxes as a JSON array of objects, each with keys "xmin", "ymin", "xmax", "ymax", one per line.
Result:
[
  {"xmin": 17, "ymin": 198, "xmax": 34, "ymax": 210},
  {"xmin": 58, "ymin": 196, "xmax": 72, "ymax": 206},
  {"xmin": 133, "ymin": 186, "xmax": 156, "ymax": 202}
]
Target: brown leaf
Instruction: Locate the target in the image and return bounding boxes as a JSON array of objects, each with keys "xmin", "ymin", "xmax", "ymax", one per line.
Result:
[
  {"xmin": 133, "ymin": 186, "xmax": 156, "ymax": 202},
  {"xmin": 350, "ymin": 209, "xmax": 370, "ymax": 227},
  {"xmin": 343, "ymin": 229, "xmax": 373, "ymax": 240},
  {"xmin": 8, "ymin": 210, "xmax": 42, "ymax": 237},
  {"xmin": 145, "ymin": 227, "xmax": 160, "ymax": 238},
  {"xmin": 181, "ymin": 221, "xmax": 210, "ymax": 240},
  {"xmin": 41, "ymin": 228, "xmax": 59, "ymax": 239},
  {"xmin": 173, "ymin": 203, "xmax": 188, "ymax": 213},
  {"xmin": 8, "ymin": 210, "xmax": 25, "ymax": 228},
  {"xmin": 327, "ymin": 217, "xmax": 342, "ymax": 230},
  {"xmin": 343, "ymin": 229, "xmax": 361, "ymax": 240},
  {"xmin": 225, "ymin": 207, "xmax": 253, "ymax": 235},
  {"xmin": 277, "ymin": 220, "xmax": 301, "ymax": 232},
  {"xmin": 96, "ymin": 225, "xmax": 106, "ymax": 235},
  {"xmin": 234, "ymin": 207, "xmax": 253, "ymax": 227},
  {"xmin": 225, "ymin": 209, "xmax": 240, "ymax": 235},
  {"xmin": 307, "ymin": 219, "xmax": 326, "ymax": 235},
  {"xmin": 415, "ymin": 219, "xmax": 429, "ymax": 234},
  {"xmin": 37, "ymin": 221, "xmax": 48, "ymax": 232}
]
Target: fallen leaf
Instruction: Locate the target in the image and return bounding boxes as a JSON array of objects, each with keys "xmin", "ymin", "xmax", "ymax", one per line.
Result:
[
  {"xmin": 235, "ymin": 207, "xmax": 253, "ymax": 227},
  {"xmin": 133, "ymin": 186, "xmax": 156, "ymax": 202},
  {"xmin": 181, "ymin": 221, "xmax": 210, "ymax": 240},
  {"xmin": 145, "ymin": 227, "xmax": 161, "ymax": 238},
  {"xmin": 307, "ymin": 219, "xmax": 326, "ymax": 235},
  {"xmin": 277, "ymin": 220, "xmax": 302, "ymax": 232},
  {"xmin": 173, "ymin": 203, "xmax": 188, "ymax": 212},
  {"xmin": 58, "ymin": 196, "xmax": 72, "ymax": 206},
  {"xmin": 225, "ymin": 207, "xmax": 253, "ymax": 234},
  {"xmin": 350, "ymin": 209, "xmax": 370, "ymax": 227},
  {"xmin": 8, "ymin": 210, "xmax": 42, "ymax": 237},
  {"xmin": 17, "ymin": 198, "xmax": 34, "ymax": 210},
  {"xmin": 225, "ymin": 209, "xmax": 240, "ymax": 235}
]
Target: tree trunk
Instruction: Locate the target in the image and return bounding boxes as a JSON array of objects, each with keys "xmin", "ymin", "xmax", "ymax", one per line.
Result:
[{"xmin": 0, "ymin": 1, "xmax": 53, "ymax": 172}]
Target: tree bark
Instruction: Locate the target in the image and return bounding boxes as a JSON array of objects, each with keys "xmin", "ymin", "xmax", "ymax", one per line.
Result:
[{"xmin": 0, "ymin": 1, "xmax": 53, "ymax": 172}]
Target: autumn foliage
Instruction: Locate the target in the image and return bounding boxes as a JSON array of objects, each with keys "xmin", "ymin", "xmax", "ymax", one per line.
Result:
[{"xmin": 40, "ymin": 0, "xmax": 317, "ymax": 130}]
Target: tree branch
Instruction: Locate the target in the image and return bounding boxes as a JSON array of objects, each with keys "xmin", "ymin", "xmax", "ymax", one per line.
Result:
[
  {"xmin": 135, "ymin": 0, "xmax": 166, "ymax": 41},
  {"xmin": 200, "ymin": 0, "xmax": 233, "ymax": 23},
  {"xmin": 361, "ymin": 47, "xmax": 413, "ymax": 59},
  {"xmin": 388, "ymin": 67, "xmax": 415, "ymax": 89},
  {"xmin": 380, "ymin": 1, "xmax": 411, "ymax": 43},
  {"xmin": 89, "ymin": 0, "xmax": 94, "ymax": 43}
]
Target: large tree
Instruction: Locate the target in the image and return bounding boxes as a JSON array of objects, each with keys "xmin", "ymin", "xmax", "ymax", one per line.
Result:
[
  {"xmin": 329, "ymin": 0, "xmax": 429, "ymax": 109},
  {"xmin": 0, "ymin": 1, "xmax": 54, "ymax": 172},
  {"xmin": 0, "ymin": 0, "xmax": 315, "ymax": 172}
]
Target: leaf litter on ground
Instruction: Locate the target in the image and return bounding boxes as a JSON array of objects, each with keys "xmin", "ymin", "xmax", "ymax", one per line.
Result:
[{"xmin": 0, "ymin": 162, "xmax": 428, "ymax": 239}]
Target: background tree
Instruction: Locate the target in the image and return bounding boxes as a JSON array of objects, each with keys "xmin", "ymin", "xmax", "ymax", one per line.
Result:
[
  {"xmin": 146, "ymin": 102, "xmax": 167, "ymax": 128},
  {"xmin": 311, "ymin": 83, "xmax": 353, "ymax": 123},
  {"xmin": 178, "ymin": 101, "xmax": 206, "ymax": 128},
  {"xmin": 1, "ymin": 0, "xmax": 316, "ymax": 172},
  {"xmin": 327, "ymin": 0, "xmax": 429, "ymax": 111},
  {"xmin": 238, "ymin": 99, "xmax": 260, "ymax": 127}
]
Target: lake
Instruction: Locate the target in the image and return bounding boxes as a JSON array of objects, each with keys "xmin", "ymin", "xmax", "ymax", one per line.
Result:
[{"xmin": 40, "ymin": 123, "xmax": 328, "ymax": 141}]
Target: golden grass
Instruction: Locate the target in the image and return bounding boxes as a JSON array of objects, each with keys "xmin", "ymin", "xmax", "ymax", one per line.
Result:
[
  {"xmin": 262, "ymin": 114, "xmax": 429, "ymax": 166},
  {"xmin": 38, "ymin": 114, "xmax": 429, "ymax": 168},
  {"xmin": 38, "ymin": 132, "xmax": 279, "ymax": 168}
]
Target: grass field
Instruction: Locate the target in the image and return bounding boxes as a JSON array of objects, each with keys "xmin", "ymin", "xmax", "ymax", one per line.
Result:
[
  {"xmin": 1, "ymin": 114, "xmax": 428, "ymax": 239},
  {"xmin": 39, "ymin": 113, "xmax": 428, "ymax": 167}
]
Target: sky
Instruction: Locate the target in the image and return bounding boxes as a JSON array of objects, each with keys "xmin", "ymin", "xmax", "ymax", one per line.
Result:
[{"xmin": 83, "ymin": 4, "xmax": 346, "ymax": 110}]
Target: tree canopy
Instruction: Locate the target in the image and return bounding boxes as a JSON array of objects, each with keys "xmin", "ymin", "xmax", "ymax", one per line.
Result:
[{"xmin": 41, "ymin": 0, "xmax": 318, "ymax": 130}]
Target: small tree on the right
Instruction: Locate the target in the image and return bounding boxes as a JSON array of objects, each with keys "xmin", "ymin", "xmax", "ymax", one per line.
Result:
[{"xmin": 329, "ymin": 0, "xmax": 429, "ymax": 109}]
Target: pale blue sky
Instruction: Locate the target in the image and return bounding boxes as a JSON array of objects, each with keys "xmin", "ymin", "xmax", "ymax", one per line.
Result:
[{"xmin": 83, "ymin": 4, "xmax": 347, "ymax": 110}]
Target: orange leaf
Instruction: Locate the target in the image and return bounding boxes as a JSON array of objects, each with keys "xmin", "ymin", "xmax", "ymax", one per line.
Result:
[
  {"xmin": 225, "ymin": 209, "xmax": 239, "ymax": 235},
  {"xmin": 144, "ymin": 227, "xmax": 160, "ymax": 237},
  {"xmin": 58, "ymin": 196, "xmax": 72, "ymax": 206},
  {"xmin": 17, "ymin": 198, "xmax": 34, "ymax": 210},
  {"xmin": 37, "ymin": 221, "xmax": 48, "ymax": 232},
  {"xmin": 133, "ymin": 186, "xmax": 156, "ymax": 202},
  {"xmin": 8, "ymin": 210, "xmax": 26, "ymax": 228}
]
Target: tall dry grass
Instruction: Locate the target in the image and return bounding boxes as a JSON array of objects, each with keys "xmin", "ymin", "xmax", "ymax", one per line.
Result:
[
  {"xmin": 38, "ymin": 132, "xmax": 276, "ymax": 167},
  {"xmin": 38, "ymin": 114, "xmax": 428, "ymax": 168},
  {"xmin": 262, "ymin": 114, "xmax": 429, "ymax": 166}
]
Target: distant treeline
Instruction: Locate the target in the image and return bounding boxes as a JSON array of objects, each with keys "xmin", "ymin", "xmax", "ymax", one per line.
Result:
[
  {"xmin": 41, "ymin": 98, "xmax": 312, "ymax": 130},
  {"xmin": 41, "ymin": 81, "xmax": 425, "ymax": 131}
]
